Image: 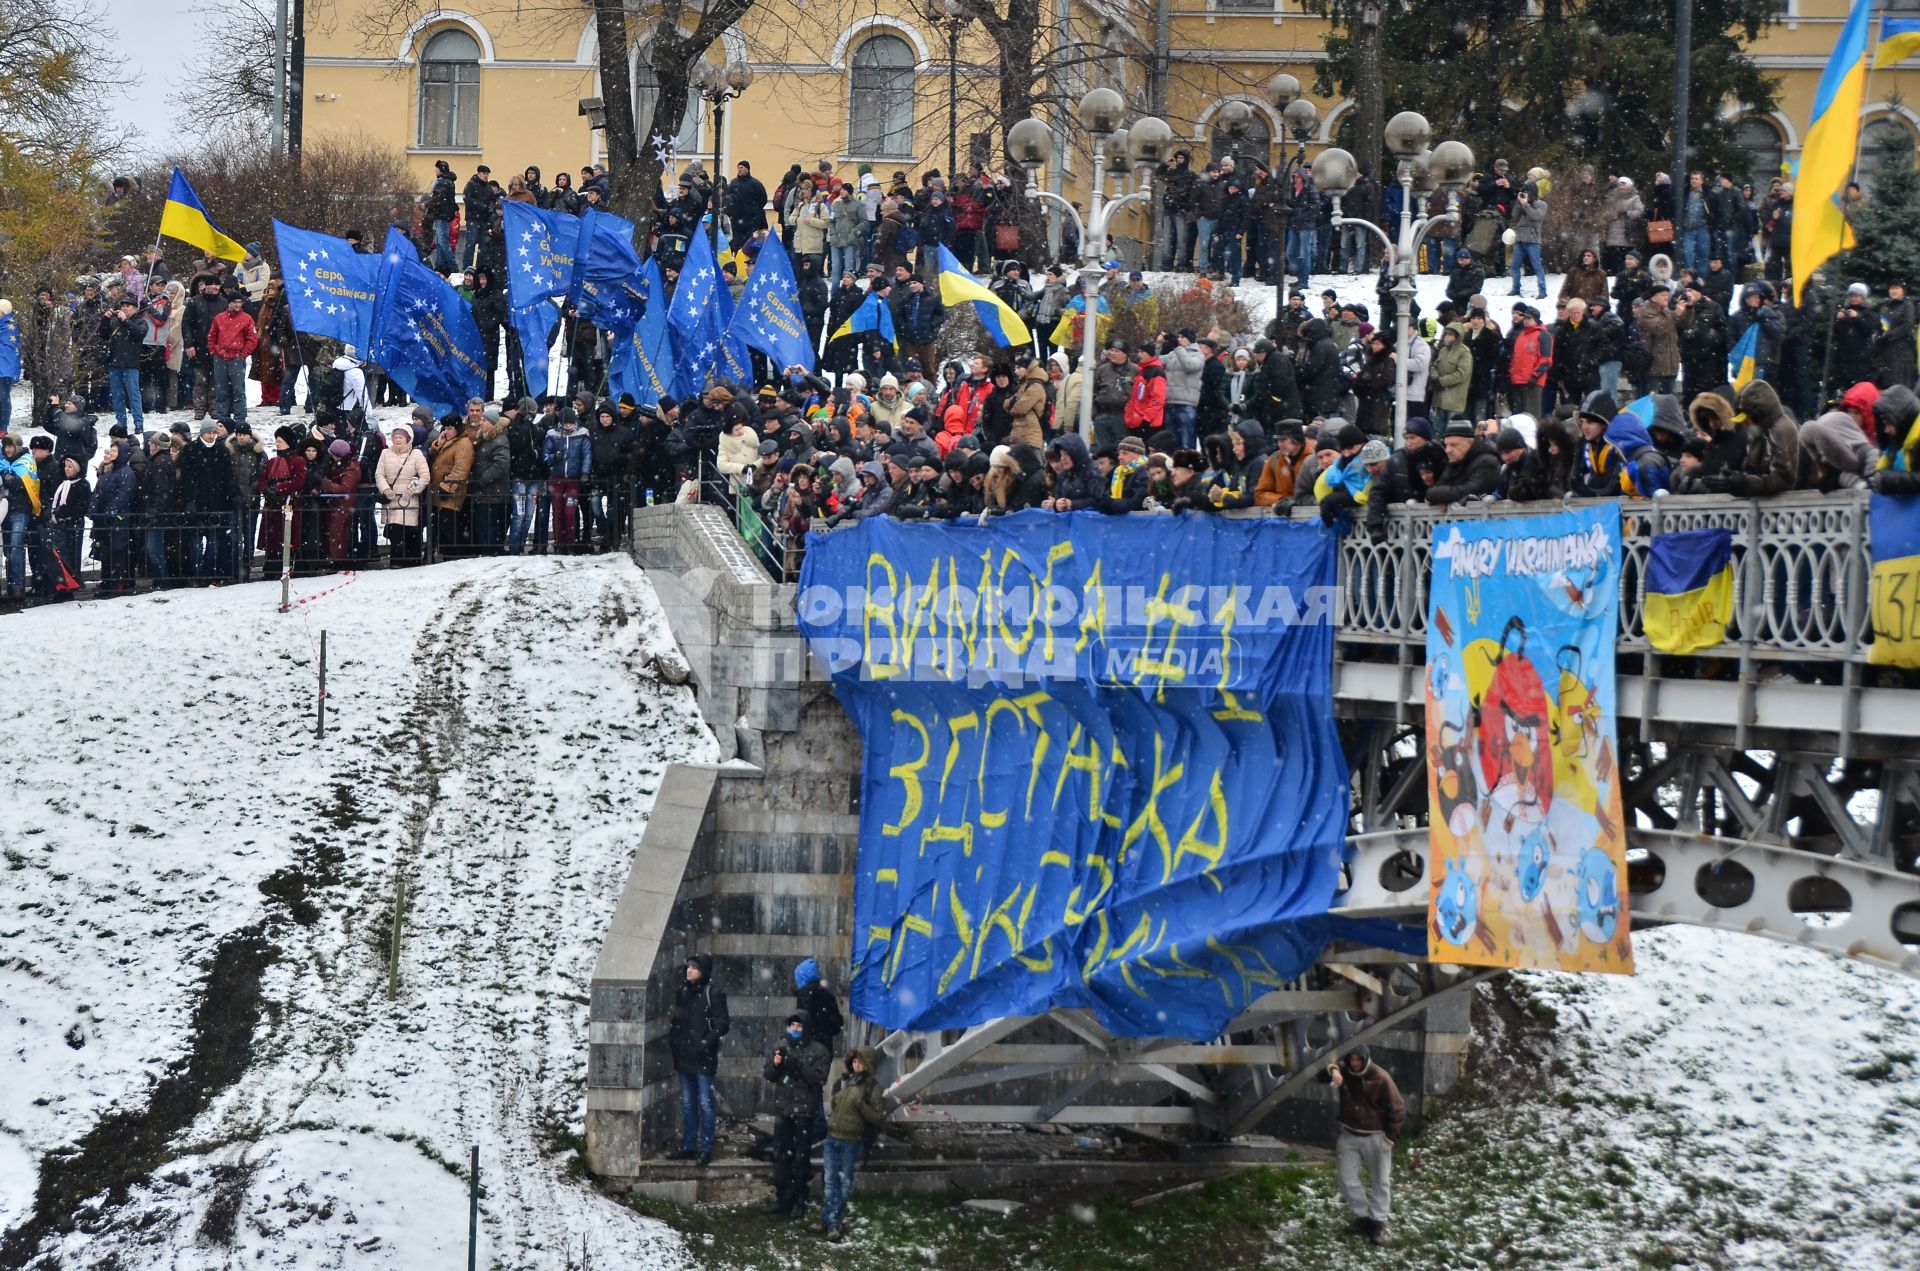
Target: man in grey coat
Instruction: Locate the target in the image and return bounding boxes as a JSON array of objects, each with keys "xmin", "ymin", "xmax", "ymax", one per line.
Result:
[{"xmin": 1159, "ymin": 330, "xmax": 1207, "ymax": 448}]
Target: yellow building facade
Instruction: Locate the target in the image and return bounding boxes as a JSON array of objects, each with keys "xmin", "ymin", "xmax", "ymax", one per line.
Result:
[{"xmin": 305, "ymin": 1, "xmax": 1920, "ymax": 213}]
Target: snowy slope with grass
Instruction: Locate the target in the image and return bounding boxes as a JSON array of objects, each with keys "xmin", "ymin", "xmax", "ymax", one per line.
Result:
[{"xmin": 0, "ymin": 556, "xmax": 717, "ymax": 1269}]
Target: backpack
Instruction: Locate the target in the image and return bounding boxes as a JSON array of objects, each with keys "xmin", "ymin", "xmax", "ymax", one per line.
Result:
[
  {"xmin": 893, "ymin": 222, "xmax": 919, "ymax": 255},
  {"xmin": 311, "ymin": 364, "xmax": 346, "ymax": 415}
]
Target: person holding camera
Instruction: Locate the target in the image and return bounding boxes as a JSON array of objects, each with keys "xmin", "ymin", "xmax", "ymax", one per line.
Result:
[
  {"xmin": 1323, "ymin": 1043, "xmax": 1406, "ymax": 1246},
  {"xmin": 762, "ymin": 1010, "xmax": 830, "ymax": 1219}
]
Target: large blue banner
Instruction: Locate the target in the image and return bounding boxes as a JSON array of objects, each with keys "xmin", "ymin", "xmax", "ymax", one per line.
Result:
[{"xmin": 798, "ymin": 512, "xmax": 1362, "ymax": 1039}]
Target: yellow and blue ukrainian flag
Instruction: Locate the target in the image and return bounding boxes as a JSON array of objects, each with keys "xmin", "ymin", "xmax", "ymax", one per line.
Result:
[
  {"xmin": 1644, "ymin": 528, "xmax": 1735, "ymax": 655},
  {"xmin": 832, "ymin": 288, "xmax": 897, "ymax": 347},
  {"xmin": 1870, "ymin": 491, "xmax": 1920, "ymax": 666},
  {"xmin": 1729, "ymin": 324, "xmax": 1760, "ymax": 392},
  {"xmin": 1874, "ymin": 14, "xmax": 1920, "ymax": 67},
  {"xmin": 1792, "ymin": 0, "xmax": 1872, "ymax": 304},
  {"xmin": 159, "ymin": 168, "xmax": 247, "ymax": 262},
  {"xmin": 933, "ymin": 244, "xmax": 1031, "ymax": 348}
]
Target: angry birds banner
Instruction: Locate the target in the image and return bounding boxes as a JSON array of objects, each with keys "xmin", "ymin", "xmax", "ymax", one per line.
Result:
[{"xmin": 1424, "ymin": 506, "xmax": 1633, "ymax": 974}]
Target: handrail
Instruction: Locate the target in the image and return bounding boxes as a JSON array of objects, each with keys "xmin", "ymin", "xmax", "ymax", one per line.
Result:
[{"xmin": 724, "ymin": 489, "xmax": 1882, "ymax": 663}]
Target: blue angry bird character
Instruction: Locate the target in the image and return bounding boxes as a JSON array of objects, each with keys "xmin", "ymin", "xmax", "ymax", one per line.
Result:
[
  {"xmin": 1518, "ymin": 827, "xmax": 1551, "ymax": 902},
  {"xmin": 1576, "ymin": 848, "xmax": 1622, "ymax": 944},
  {"xmin": 1435, "ymin": 858, "xmax": 1479, "ymax": 948}
]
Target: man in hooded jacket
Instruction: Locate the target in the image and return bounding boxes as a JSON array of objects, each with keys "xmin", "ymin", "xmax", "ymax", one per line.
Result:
[
  {"xmin": 764, "ymin": 1010, "xmax": 831, "ymax": 1218},
  {"xmin": 667, "ymin": 954, "xmax": 729, "ymax": 1166},
  {"xmin": 1323, "ymin": 1043, "xmax": 1406, "ymax": 1246}
]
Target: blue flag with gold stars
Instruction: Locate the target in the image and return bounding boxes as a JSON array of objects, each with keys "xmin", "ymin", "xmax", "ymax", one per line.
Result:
[
  {"xmin": 370, "ymin": 228, "xmax": 487, "ymax": 416},
  {"xmin": 669, "ymin": 219, "xmax": 728, "ymax": 391},
  {"xmin": 608, "ymin": 257, "xmax": 677, "ymax": 408},
  {"xmin": 502, "ymin": 202, "xmax": 580, "ymax": 309},
  {"xmin": 272, "ymin": 220, "xmax": 381, "ymax": 352},
  {"xmin": 726, "ymin": 233, "xmax": 813, "ymax": 373},
  {"xmin": 0, "ymin": 304, "xmax": 19, "ymax": 381},
  {"xmin": 564, "ymin": 208, "xmax": 642, "ymax": 312}
]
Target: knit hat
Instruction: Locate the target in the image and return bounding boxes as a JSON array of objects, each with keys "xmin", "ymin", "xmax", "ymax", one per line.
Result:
[
  {"xmin": 1443, "ymin": 419, "xmax": 1475, "ymax": 439},
  {"xmin": 328, "ymin": 439, "xmax": 352, "ymax": 458},
  {"xmin": 1118, "ymin": 436, "xmax": 1147, "ymax": 454},
  {"xmin": 1495, "ymin": 427, "xmax": 1527, "ymax": 452},
  {"xmin": 1358, "ymin": 439, "xmax": 1391, "ymax": 465},
  {"xmin": 879, "ymin": 373, "xmax": 900, "ymax": 389},
  {"xmin": 1405, "ymin": 416, "xmax": 1433, "ymax": 441},
  {"xmin": 989, "ymin": 444, "xmax": 1018, "ymax": 472},
  {"xmin": 706, "ymin": 384, "xmax": 735, "ymax": 403}
]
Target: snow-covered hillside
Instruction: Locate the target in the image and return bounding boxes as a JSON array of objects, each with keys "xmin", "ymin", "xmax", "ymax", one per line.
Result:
[{"xmin": 1, "ymin": 557, "xmax": 716, "ymax": 1268}]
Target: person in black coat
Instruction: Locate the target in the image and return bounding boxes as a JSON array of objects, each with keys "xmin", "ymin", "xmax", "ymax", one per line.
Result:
[
  {"xmin": 763, "ymin": 1010, "xmax": 831, "ymax": 1217},
  {"xmin": 724, "ymin": 162, "xmax": 771, "ymax": 249},
  {"xmin": 1427, "ymin": 419, "xmax": 1502, "ymax": 504},
  {"xmin": 1494, "ymin": 425, "xmax": 1554, "ymax": 501},
  {"xmin": 1875, "ymin": 282, "xmax": 1919, "ymax": 390},
  {"xmin": 177, "ymin": 420, "xmax": 236, "ymax": 580},
  {"xmin": 1196, "ymin": 338, "xmax": 1232, "ymax": 435},
  {"xmin": 667, "ymin": 954, "xmax": 730, "ymax": 1165},
  {"xmin": 43, "ymin": 455, "xmax": 90, "ymax": 592},
  {"xmin": 1294, "ymin": 322, "xmax": 1344, "ymax": 419},
  {"xmin": 1248, "ymin": 339, "xmax": 1304, "ymax": 425},
  {"xmin": 1831, "ymin": 286, "xmax": 1879, "ymax": 393}
]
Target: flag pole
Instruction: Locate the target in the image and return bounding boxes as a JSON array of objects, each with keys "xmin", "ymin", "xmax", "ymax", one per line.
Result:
[{"xmin": 1816, "ymin": 3, "xmax": 1881, "ymax": 406}]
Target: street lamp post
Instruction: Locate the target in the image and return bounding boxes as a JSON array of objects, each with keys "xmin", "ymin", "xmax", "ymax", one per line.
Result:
[
  {"xmin": 1315, "ymin": 113, "xmax": 1473, "ymax": 445},
  {"xmin": 1009, "ymin": 92, "xmax": 1173, "ymax": 442},
  {"xmin": 1263, "ymin": 74, "xmax": 1319, "ymax": 313},
  {"xmin": 939, "ymin": 0, "xmax": 966, "ymax": 181},
  {"xmin": 691, "ymin": 58, "xmax": 756, "ymax": 256}
]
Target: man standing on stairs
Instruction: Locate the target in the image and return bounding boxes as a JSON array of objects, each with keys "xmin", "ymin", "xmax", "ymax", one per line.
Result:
[
  {"xmin": 667, "ymin": 954, "xmax": 729, "ymax": 1167},
  {"xmin": 1326, "ymin": 1043, "xmax": 1406, "ymax": 1246}
]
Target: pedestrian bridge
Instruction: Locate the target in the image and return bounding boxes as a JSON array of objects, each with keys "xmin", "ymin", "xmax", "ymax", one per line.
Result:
[
  {"xmin": 850, "ymin": 493, "xmax": 1920, "ymax": 1136},
  {"xmin": 591, "ymin": 496, "xmax": 1918, "ymax": 1160}
]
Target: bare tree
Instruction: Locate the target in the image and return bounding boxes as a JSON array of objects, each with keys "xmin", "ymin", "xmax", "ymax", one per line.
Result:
[
  {"xmin": 169, "ymin": 0, "xmax": 280, "ymax": 135},
  {"xmin": 351, "ymin": 0, "xmax": 762, "ymax": 252},
  {"xmin": 0, "ymin": 0, "xmax": 131, "ymax": 293}
]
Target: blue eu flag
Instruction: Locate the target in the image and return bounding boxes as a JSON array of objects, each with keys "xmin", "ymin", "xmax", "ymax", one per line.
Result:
[
  {"xmin": 727, "ymin": 235, "xmax": 814, "ymax": 373},
  {"xmin": 272, "ymin": 219, "xmax": 382, "ymax": 352},
  {"xmin": 669, "ymin": 219, "xmax": 727, "ymax": 391},
  {"xmin": 608, "ymin": 258, "xmax": 677, "ymax": 408},
  {"xmin": 502, "ymin": 202, "xmax": 580, "ymax": 309},
  {"xmin": 578, "ymin": 274, "xmax": 645, "ymax": 337},
  {"xmin": 565, "ymin": 208, "xmax": 642, "ymax": 310},
  {"xmin": 513, "ymin": 299, "xmax": 559, "ymax": 400},
  {"xmin": 370, "ymin": 227, "xmax": 488, "ymax": 416},
  {"xmin": 0, "ymin": 307, "xmax": 19, "ymax": 381}
]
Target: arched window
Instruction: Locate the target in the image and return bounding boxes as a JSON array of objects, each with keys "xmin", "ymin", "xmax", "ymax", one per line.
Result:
[
  {"xmin": 635, "ymin": 51, "xmax": 702, "ymax": 153},
  {"xmin": 1210, "ymin": 112, "xmax": 1272, "ymax": 171},
  {"xmin": 1859, "ymin": 117, "xmax": 1916, "ymax": 197},
  {"xmin": 848, "ymin": 35, "xmax": 914, "ymax": 158},
  {"xmin": 1732, "ymin": 117, "xmax": 1784, "ymax": 191},
  {"xmin": 418, "ymin": 29, "xmax": 480, "ymax": 149}
]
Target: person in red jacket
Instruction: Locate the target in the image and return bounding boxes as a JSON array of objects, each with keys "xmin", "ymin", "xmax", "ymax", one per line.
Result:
[
  {"xmin": 1124, "ymin": 352, "xmax": 1167, "ymax": 436},
  {"xmin": 207, "ymin": 294, "xmax": 259, "ymax": 426},
  {"xmin": 1504, "ymin": 304, "xmax": 1553, "ymax": 421}
]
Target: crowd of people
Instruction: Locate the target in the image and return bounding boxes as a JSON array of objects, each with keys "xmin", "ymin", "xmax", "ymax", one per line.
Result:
[{"xmin": 3, "ymin": 146, "xmax": 1917, "ymax": 603}]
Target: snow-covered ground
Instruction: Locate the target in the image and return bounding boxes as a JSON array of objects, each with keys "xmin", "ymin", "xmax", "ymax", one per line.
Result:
[
  {"xmin": 1, "ymin": 556, "xmax": 717, "ymax": 1268},
  {"xmin": 1528, "ymin": 926, "xmax": 1920, "ymax": 1268}
]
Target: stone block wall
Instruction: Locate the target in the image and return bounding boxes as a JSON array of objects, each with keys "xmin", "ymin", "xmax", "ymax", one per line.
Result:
[
  {"xmin": 588, "ymin": 507, "xmax": 858, "ymax": 1179},
  {"xmin": 588, "ymin": 505, "xmax": 1472, "ymax": 1178}
]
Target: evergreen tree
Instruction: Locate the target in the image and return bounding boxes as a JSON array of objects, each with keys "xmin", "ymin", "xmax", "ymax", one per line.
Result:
[
  {"xmin": 1826, "ymin": 134, "xmax": 1920, "ymax": 292},
  {"xmin": 1304, "ymin": 0, "xmax": 1781, "ymax": 182}
]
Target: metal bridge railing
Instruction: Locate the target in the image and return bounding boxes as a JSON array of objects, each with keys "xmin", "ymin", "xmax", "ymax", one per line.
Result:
[{"xmin": 1321, "ymin": 492, "xmax": 1874, "ymax": 663}]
